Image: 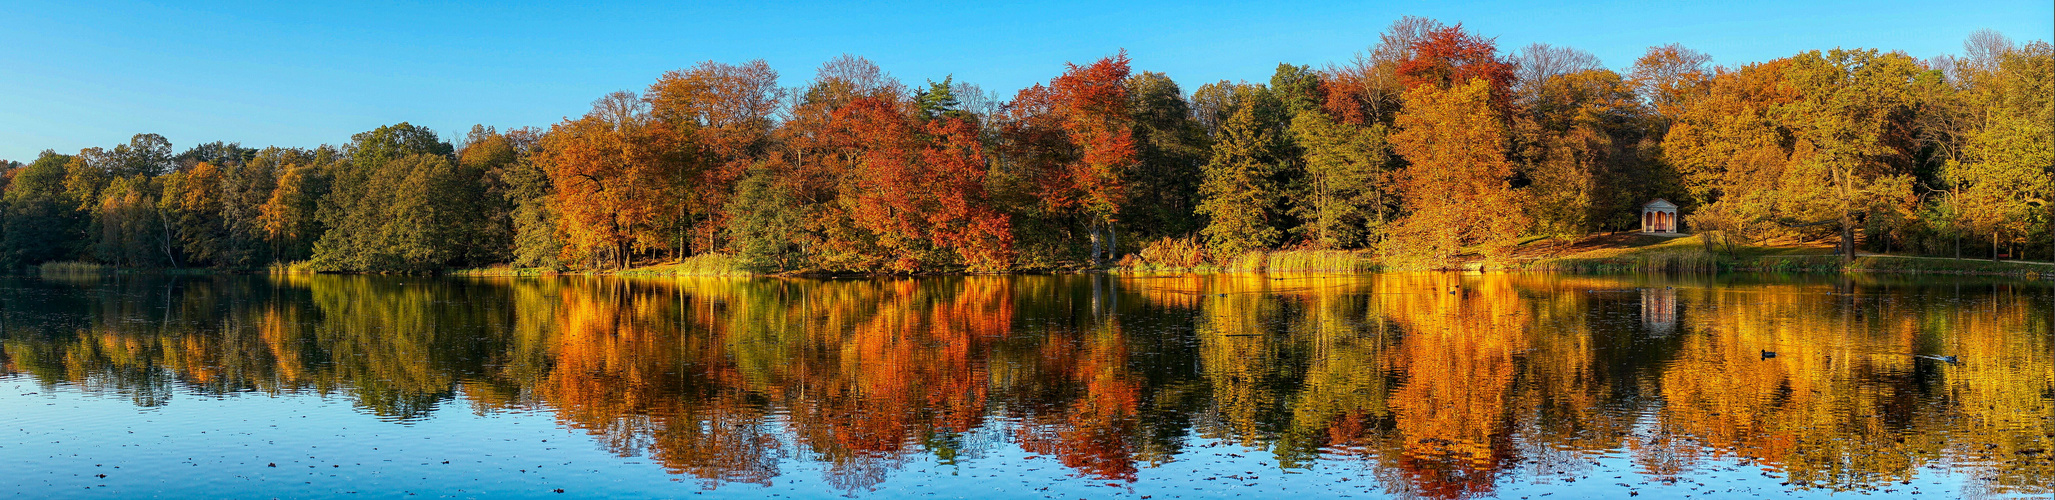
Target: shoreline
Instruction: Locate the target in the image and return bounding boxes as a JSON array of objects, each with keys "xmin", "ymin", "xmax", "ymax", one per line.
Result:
[{"xmin": 32, "ymin": 259, "xmax": 2051, "ymax": 280}]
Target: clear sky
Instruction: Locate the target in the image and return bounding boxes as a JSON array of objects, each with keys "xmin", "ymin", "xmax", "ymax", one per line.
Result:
[{"xmin": 3, "ymin": 0, "xmax": 2050, "ymax": 162}]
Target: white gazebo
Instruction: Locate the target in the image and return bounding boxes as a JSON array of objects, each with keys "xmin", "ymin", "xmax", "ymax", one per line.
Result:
[{"xmin": 1641, "ymin": 199, "xmax": 1680, "ymax": 234}]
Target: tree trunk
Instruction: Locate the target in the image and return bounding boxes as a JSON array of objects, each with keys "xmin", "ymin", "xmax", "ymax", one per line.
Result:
[
  {"xmin": 1840, "ymin": 217, "xmax": 1855, "ymax": 263},
  {"xmin": 1088, "ymin": 221, "xmax": 1106, "ymax": 267},
  {"xmin": 1106, "ymin": 223, "xmax": 1119, "ymax": 264}
]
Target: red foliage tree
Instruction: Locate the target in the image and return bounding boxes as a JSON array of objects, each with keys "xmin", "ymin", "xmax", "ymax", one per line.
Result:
[
  {"xmin": 1005, "ymin": 52, "xmax": 1138, "ymax": 264},
  {"xmin": 835, "ymin": 97, "xmax": 1015, "ymax": 271},
  {"xmin": 1396, "ymin": 25, "xmax": 1516, "ymax": 110}
]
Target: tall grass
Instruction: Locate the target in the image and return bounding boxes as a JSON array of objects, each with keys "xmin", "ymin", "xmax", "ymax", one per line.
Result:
[
  {"xmin": 618, "ymin": 253, "xmax": 749, "ymax": 276},
  {"xmin": 1119, "ymin": 237, "xmax": 1208, "ymax": 271},
  {"xmin": 36, "ymin": 261, "xmax": 108, "ymax": 275},
  {"xmin": 268, "ymin": 260, "xmax": 317, "ymax": 274},
  {"xmin": 1116, "ymin": 237, "xmax": 1378, "ymax": 274},
  {"xmin": 1266, "ymin": 250, "xmax": 1379, "ymax": 273}
]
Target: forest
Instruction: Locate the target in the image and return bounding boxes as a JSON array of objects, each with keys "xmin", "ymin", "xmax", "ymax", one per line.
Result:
[{"xmin": 1, "ymin": 17, "xmax": 2048, "ymax": 273}]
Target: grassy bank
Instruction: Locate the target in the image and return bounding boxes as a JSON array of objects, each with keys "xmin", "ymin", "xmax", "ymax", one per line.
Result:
[
  {"xmin": 1526, "ymin": 234, "xmax": 2055, "ymax": 278},
  {"xmin": 452, "ymin": 253, "xmax": 752, "ymax": 277}
]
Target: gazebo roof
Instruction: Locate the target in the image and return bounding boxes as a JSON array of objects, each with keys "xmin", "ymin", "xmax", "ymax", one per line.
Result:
[{"xmin": 1643, "ymin": 199, "xmax": 1677, "ymax": 209}]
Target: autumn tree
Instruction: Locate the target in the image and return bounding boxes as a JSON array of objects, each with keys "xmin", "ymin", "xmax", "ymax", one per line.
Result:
[
  {"xmin": 644, "ymin": 60, "xmax": 782, "ymax": 255},
  {"xmin": 1629, "ymin": 44, "xmax": 1714, "ymax": 124},
  {"xmin": 1514, "ymin": 68, "xmax": 1656, "ymax": 234},
  {"xmin": 158, "ymin": 161, "xmax": 226, "ymax": 266},
  {"xmin": 256, "ymin": 151, "xmax": 329, "ymax": 264},
  {"xmin": 89, "ymin": 175, "xmax": 163, "ymax": 267},
  {"xmin": 1005, "ymin": 52, "xmax": 1138, "ymax": 266},
  {"xmin": 1384, "ymin": 24, "xmax": 1528, "ymax": 261},
  {"xmin": 1395, "ymin": 24, "xmax": 1516, "ymax": 110},
  {"xmin": 535, "ymin": 93, "xmax": 693, "ymax": 269},
  {"xmin": 1388, "ymin": 78, "xmax": 1530, "ymax": 260},
  {"xmin": 1663, "ymin": 59, "xmax": 1800, "ymax": 247},
  {"xmin": 1780, "ymin": 48, "xmax": 1926, "ymax": 261}
]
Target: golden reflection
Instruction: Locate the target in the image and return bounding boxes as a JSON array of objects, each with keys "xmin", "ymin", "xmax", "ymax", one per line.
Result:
[{"xmin": 0, "ymin": 273, "xmax": 2048, "ymax": 496}]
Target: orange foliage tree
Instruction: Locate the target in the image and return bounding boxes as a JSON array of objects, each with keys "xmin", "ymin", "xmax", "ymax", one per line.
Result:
[
  {"xmin": 534, "ymin": 92, "xmax": 695, "ymax": 268},
  {"xmin": 1388, "ymin": 78, "xmax": 1531, "ymax": 261},
  {"xmin": 645, "ymin": 60, "xmax": 783, "ymax": 255}
]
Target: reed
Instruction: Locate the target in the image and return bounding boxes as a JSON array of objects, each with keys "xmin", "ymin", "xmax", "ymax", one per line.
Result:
[
  {"xmin": 1117, "ymin": 237, "xmax": 1210, "ymax": 272},
  {"xmin": 1265, "ymin": 249, "xmax": 1379, "ymax": 273},
  {"xmin": 1116, "ymin": 239, "xmax": 1379, "ymax": 274},
  {"xmin": 36, "ymin": 261, "xmax": 108, "ymax": 275},
  {"xmin": 619, "ymin": 253, "xmax": 750, "ymax": 276},
  {"xmin": 268, "ymin": 260, "xmax": 317, "ymax": 274}
]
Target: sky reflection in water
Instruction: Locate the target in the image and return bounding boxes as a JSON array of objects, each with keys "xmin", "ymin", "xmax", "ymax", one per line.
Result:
[{"xmin": 1, "ymin": 272, "xmax": 2050, "ymax": 499}]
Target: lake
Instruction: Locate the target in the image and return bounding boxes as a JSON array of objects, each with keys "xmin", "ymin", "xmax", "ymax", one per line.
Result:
[{"xmin": 2, "ymin": 272, "xmax": 2050, "ymax": 499}]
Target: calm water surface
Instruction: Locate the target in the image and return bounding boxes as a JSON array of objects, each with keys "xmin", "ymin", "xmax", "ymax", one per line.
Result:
[{"xmin": 2, "ymin": 272, "xmax": 2050, "ymax": 499}]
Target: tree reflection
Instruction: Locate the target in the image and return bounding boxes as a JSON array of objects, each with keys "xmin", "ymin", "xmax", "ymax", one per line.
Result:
[{"xmin": 0, "ymin": 272, "xmax": 2047, "ymax": 496}]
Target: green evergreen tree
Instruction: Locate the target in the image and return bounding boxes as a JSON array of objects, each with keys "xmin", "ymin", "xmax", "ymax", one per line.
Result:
[{"xmin": 1197, "ymin": 104, "xmax": 1284, "ymax": 257}]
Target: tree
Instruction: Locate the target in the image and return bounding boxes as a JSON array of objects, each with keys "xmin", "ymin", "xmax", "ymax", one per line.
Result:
[
  {"xmin": 1005, "ymin": 52, "xmax": 1138, "ymax": 266},
  {"xmin": 158, "ymin": 161, "xmax": 226, "ymax": 266},
  {"xmin": 1198, "ymin": 103, "xmax": 1284, "ymax": 257},
  {"xmin": 257, "ymin": 152, "xmax": 328, "ymax": 264},
  {"xmin": 1388, "ymin": 79, "xmax": 1530, "ymax": 261},
  {"xmin": 1, "ymin": 151, "xmax": 86, "ymax": 267},
  {"xmin": 1287, "ymin": 107, "xmax": 1392, "ymax": 248},
  {"xmin": 1629, "ymin": 44, "xmax": 1714, "ymax": 122},
  {"xmin": 725, "ymin": 161, "xmax": 804, "ymax": 272},
  {"xmin": 1946, "ymin": 40, "xmax": 2053, "ymax": 260},
  {"xmin": 1121, "ymin": 71, "xmax": 1210, "ymax": 240},
  {"xmin": 535, "ymin": 94, "xmax": 692, "ymax": 269},
  {"xmin": 1662, "ymin": 59, "xmax": 1800, "ymax": 233},
  {"xmin": 496, "ymin": 130, "xmax": 561, "ymax": 269},
  {"xmin": 90, "ymin": 175, "xmax": 163, "ymax": 267},
  {"xmin": 310, "ymin": 123, "xmax": 488, "ymax": 272},
  {"xmin": 1511, "ymin": 43, "xmax": 1604, "ymax": 109},
  {"xmin": 1780, "ymin": 49, "xmax": 1925, "ymax": 261},
  {"xmin": 1515, "ymin": 68, "xmax": 1653, "ymax": 234},
  {"xmin": 1395, "ymin": 24, "xmax": 1516, "ymax": 110},
  {"xmin": 915, "ymin": 76, "xmax": 965, "ymax": 120},
  {"xmin": 216, "ymin": 147, "xmax": 285, "ymax": 267},
  {"xmin": 1321, "ymin": 16, "xmax": 1445, "ymax": 128},
  {"xmin": 645, "ymin": 60, "xmax": 782, "ymax": 256},
  {"xmin": 832, "ymin": 98, "xmax": 1014, "ymax": 271}
]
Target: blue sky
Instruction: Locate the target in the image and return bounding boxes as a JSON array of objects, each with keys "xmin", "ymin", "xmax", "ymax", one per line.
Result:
[{"xmin": 3, "ymin": 0, "xmax": 2049, "ymax": 162}]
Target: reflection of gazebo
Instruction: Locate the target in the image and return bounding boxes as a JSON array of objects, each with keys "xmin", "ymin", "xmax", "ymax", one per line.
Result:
[
  {"xmin": 1642, "ymin": 287, "xmax": 1677, "ymax": 335},
  {"xmin": 1641, "ymin": 199, "xmax": 1680, "ymax": 234}
]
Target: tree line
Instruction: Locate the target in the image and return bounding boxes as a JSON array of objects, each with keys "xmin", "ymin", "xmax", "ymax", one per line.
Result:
[{"xmin": 2, "ymin": 18, "xmax": 2048, "ymax": 273}]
